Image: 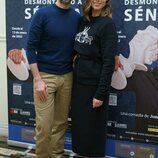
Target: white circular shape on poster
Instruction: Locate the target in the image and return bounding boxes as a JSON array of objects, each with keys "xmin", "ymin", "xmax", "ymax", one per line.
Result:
[
  {"xmin": 111, "ymin": 68, "xmax": 127, "ymax": 90},
  {"xmin": 7, "ymin": 57, "xmax": 29, "ymax": 81}
]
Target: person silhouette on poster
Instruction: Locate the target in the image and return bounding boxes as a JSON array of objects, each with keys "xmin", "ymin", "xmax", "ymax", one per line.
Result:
[{"xmin": 113, "ymin": 25, "xmax": 158, "ymax": 135}]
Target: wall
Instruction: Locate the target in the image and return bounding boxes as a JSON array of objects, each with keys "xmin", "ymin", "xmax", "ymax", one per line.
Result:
[{"xmin": 0, "ymin": 0, "xmax": 8, "ymax": 136}]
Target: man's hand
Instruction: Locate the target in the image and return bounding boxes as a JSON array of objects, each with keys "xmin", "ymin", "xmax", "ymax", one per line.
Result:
[
  {"xmin": 114, "ymin": 55, "xmax": 123, "ymax": 71},
  {"xmin": 92, "ymin": 98, "xmax": 103, "ymax": 108},
  {"xmin": 8, "ymin": 49, "xmax": 25, "ymax": 64},
  {"xmin": 34, "ymin": 79, "xmax": 48, "ymax": 102}
]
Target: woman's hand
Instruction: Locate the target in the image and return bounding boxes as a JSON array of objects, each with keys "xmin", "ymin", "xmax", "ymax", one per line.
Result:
[{"xmin": 92, "ymin": 98, "xmax": 103, "ymax": 108}]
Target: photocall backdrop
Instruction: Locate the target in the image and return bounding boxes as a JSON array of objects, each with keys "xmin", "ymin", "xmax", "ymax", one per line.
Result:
[{"xmin": 6, "ymin": 0, "xmax": 158, "ymax": 157}]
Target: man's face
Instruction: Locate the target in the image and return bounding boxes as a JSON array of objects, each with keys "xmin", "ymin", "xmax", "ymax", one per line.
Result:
[{"xmin": 59, "ymin": 0, "xmax": 71, "ymax": 5}]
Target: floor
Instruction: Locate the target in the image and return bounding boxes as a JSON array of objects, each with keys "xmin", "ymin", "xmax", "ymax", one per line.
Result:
[
  {"xmin": 0, "ymin": 136, "xmax": 113, "ymax": 158},
  {"xmin": 0, "ymin": 136, "xmax": 35, "ymax": 158},
  {"xmin": 0, "ymin": 136, "xmax": 80, "ymax": 158}
]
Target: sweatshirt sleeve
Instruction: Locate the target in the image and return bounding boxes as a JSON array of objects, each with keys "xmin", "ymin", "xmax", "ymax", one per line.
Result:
[
  {"xmin": 94, "ymin": 22, "xmax": 118, "ymax": 100},
  {"xmin": 26, "ymin": 10, "xmax": 44, "ymax": 64}
]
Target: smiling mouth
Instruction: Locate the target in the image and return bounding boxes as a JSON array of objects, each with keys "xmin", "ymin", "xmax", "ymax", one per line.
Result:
[{"xmin": 93, "ymin": 4, "xmax": 101, "ymax": 6}]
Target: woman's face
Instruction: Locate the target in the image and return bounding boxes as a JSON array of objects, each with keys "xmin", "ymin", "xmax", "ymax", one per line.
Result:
[{"xmin": 90, "ymin": 0, "xmax": 107, "ymax": 14}]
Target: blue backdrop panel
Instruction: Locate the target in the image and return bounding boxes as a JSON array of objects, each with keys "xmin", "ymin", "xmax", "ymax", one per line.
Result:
[{"xmin": 6, "ymin": 0, "xmax": 158, "ymax": 157}]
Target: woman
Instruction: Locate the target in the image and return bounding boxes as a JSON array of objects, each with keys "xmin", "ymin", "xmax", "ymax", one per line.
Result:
[{"xmin": 71, "ymin": 0, "xmax": 117, "ymax": 157}]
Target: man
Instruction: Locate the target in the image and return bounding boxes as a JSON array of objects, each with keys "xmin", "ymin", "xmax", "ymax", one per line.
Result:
[{"xmin": 9, "ymin": 0, "xmax": 80, "ymax": 157}]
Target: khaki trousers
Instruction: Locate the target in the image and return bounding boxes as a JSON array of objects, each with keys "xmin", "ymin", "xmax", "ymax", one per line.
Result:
[{"xmin": 34, "ymin": 72, "xmax": 73, "ymax": 158}]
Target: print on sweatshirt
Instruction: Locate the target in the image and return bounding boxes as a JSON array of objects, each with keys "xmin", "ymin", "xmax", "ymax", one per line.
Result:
[{"xmin": 75, "ymin": 27, "xmax": 93, "ymax": 45}]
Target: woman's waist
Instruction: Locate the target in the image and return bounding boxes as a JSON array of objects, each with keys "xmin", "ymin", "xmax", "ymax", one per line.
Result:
[{"xmin": 76, "ymin": 53, "xmax": 102, "ymax": 62}]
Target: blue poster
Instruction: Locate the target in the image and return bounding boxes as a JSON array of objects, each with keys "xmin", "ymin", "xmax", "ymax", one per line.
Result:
[
  {"xmin": 107, "ymin": 0, "xmax": 158, "ymax": 157},
  {"xmin": 6, "ymin": 0, "xmax": 158, "ymax": 157}
]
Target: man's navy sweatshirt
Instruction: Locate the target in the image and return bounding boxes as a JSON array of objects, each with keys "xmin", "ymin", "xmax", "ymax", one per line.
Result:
[{"xmin": 26, "ymin": 4, "xmax": 80, "ymax": 74}]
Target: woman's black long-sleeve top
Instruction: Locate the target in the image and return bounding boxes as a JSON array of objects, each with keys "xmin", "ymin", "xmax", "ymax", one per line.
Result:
[{"xmin": 74, "ymin": 16, "xmax": 118, "ymax": 101}]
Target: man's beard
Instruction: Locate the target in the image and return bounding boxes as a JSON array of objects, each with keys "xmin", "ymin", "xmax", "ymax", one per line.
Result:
[{"xmin": 59, "ymin": 0, "xmax": 71, "ymax": 5}]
